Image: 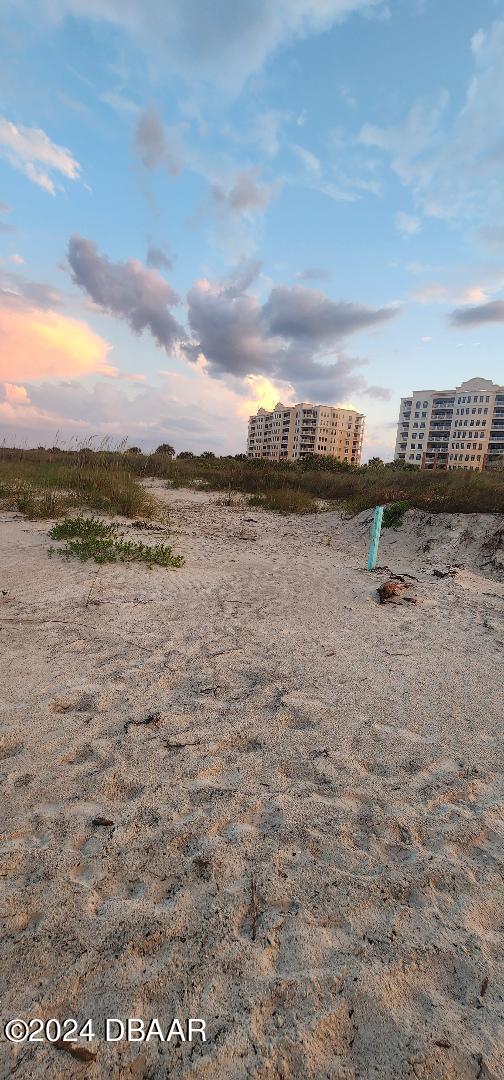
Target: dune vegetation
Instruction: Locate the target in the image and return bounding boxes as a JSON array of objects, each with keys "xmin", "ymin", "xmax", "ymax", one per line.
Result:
[{"xmin": 0, "ymin": 444, "xmax": 503, "ymax": 519}]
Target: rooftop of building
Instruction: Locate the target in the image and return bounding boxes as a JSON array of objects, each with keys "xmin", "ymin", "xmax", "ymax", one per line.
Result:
[
  {"xmin": 402, "ymin": 377, "xmax": 503, "ymax": 399},
  {"xmin": 251, "ymin": 401, "xmax": 365, "ymax": 417}
]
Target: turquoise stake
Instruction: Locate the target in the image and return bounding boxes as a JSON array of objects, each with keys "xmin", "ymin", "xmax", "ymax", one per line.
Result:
[{"xmin": 367, "ymin": 505, "xmax": 384, "ymax": 570}]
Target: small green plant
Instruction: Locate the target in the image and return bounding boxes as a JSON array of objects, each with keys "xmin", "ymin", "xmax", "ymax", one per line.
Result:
[
  {"xmin": 48, "ymin": 516, "xmax": 184, "ymax": 568},
  {"xmin": 382, "ymin": 500, "xmax": 410, "ymax": 528},
  {"xmin": 49, "ymin": 515, "xmax": 118, "ymax": 541}
]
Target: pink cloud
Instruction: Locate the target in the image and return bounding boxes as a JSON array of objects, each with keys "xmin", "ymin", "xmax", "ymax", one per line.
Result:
[
  {"xmin": 0, "ymin": 367, "xmax": 249, "ymax": 453},
  {"xmin": 0, "ymin": 304, "xmax": 116, "ymax": 381}
]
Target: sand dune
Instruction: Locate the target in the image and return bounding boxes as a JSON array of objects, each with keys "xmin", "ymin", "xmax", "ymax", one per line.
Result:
[{"xmin": 0, "ymin": 485, "xmax": 503, "ymax": 1079}]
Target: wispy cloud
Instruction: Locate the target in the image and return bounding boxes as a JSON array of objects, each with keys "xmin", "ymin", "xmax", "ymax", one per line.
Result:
[
  {"xmin": 395, "ymin": 211, "xmax": 421, "ymax": 235},
  {"xmin": 0, "ymin": 115, "xmax": 80, "ymax": 195},
  {"xmin": 358, "ymin": 19, "xmax": 504, "ymax": 232},
  {"xmin": 0, "ymin": 202, "xmax": 15, "ymax": 234},
  {"xmin": 31, "ymin": 0, "xmax": 386, "ymax": 94},
  {"xmin": 292, "ymin": 144, "xmax": 321, "ymax": 174},
  {"xmin": 296, "ymin": 267, "xmax": 332, "ymax": 282}
]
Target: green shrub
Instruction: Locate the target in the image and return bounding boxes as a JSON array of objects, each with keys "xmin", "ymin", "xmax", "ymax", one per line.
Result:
[
  {"xmin": 49, "ymin": 515, "xmax": 118, "ymax": 540},
  {"xmin": 382, "ymin": 500, "xmax": 410, "ymax": 528},
  {"xmin": 48, "ymin": 516, "xmax": 184, "ymax": 568}
]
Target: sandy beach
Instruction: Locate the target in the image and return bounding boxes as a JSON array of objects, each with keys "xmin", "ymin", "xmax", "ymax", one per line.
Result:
[{"xmin": 1, "ymin": 484, "xmax": 503, "ymax": 1079}]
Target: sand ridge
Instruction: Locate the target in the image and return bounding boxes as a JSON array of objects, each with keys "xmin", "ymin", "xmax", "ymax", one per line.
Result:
[{"xmin": 0, "ymin": 485, "xmax": 503, "ymax": 1079}]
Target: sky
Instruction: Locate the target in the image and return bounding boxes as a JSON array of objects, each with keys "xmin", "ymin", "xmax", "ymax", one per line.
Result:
[{"xmin": 0, "ymin": 0, "xmax": 503, "ymax": 460}]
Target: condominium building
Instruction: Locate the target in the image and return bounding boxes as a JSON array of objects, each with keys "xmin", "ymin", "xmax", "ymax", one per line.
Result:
[
  {"xmin": 247, "ymin": 402, "xmax": 365, "ymax": 464},
  {"xmin": 394, "ymin": 377, "xmax": 504, "ymax": 471}
]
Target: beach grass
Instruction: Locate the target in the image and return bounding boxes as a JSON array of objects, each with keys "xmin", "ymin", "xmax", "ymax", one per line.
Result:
[
  {"xmin": 1, "ymin": 445, "xmax": 503, "ymax": 517},
  {"xmin": 0, "ymin": 451, "xmax": 154, "ymax": 519}
]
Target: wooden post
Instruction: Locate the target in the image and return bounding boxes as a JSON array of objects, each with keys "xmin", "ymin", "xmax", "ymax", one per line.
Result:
[{"xmin": 367, "ymin": 505, "xmax": 384, "ymax": 571}]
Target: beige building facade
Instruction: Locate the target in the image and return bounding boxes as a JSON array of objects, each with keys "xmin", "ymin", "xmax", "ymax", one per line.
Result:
[
  {"xmin": 247, "ymin": 402, "xmax": 365, "ymax": 464},
  {"xmin": 394, "ymin": 377, "xmax": 504, "ymax": 471}
]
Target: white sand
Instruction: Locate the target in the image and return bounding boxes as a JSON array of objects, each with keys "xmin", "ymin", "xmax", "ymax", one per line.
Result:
[{"xmin": 0, "ymin": 484, "xmax": 503, "ymax": 1079}]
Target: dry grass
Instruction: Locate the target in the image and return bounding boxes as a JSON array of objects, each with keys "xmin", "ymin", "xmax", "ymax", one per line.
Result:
[
  {"xmin": 248, "ymin": 488, "xmax": 317, "ymax": 514},
  {"xmin": 1, "ymin": 446, "xmax": 503, "ymax": 517},
  {"xmin": 137, "ymin": 454, "xmax": 504, "ymax": 514},
  {"xmin": 0, "ymin": 451, "xmax": 154, "ymax": 519}
]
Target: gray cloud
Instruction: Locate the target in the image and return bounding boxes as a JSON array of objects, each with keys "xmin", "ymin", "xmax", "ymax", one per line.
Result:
[
  {"xmin": 67, "ymin": 235, "xmax": 183, "ymax": 350},
  {"xmin": 184, "ymin": 271, "xmax": 395, "ymax": 400},
  {"xmin": 65, "ymin": 236, "xmax": 393, "ymax": 401},
  {"xmin": 262, "ymin": 285, "xmax": 396, "ymax": 342},
  {"xmin": 450, "ymin": 300, "xmax": 504, "ymax": 327},
  {"xmin": 222, "ymin": 259, "xmax": 262, "ymax": 298},
  {"xmin": 211, "ymin": 167, "xmax": 281, "ymax": 215},
  {"xmin": 133, "ymin": 107, "xmax": 182, "ymax": 176},
  {"xmin": 366, "ymin": 384, "xmax": 392, "ymax": 400},
  {"xmin": 146, "ymin": 245, "xmax": 173, "ymax": 271}
]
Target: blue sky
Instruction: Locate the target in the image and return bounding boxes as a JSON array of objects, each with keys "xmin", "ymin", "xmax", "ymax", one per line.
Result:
[{"xmin": 0, "ymin": 0, "xmax": 503, "ymax": 458}]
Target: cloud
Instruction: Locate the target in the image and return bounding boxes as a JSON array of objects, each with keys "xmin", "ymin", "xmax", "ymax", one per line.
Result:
[
  {"xmin": 365, "ymin": 385, "xmax": 392, "ymax": 400},
  {"xmin": 250, "ymin": 110, "xmax": 285, "ymax": 157},
  {"xmin": 395, "ymin": 211, "xmax": 421, "ymax": 235},
  {"xmin": 411, "ymin": 265, "xmax": 504, "ymax": 307},
  {"xmin": 296, "ymin": 267, "xmax": 332, "ymax": 282},
  {"xmin": 133, "ymin": 106, "xmax": 182, "ymax": 176},
  {"xmin": 358, "ymin": 20, "xmax": 504, "ymax": 230},
  {"xmin": 0, "ymin": 304, "xmax": 115, "ymax": 381},
  {"xmin": 0, "ymin": 369, "xmax": 256, "ymax": 454},
  {"xmin": 146, "ymin": 245, "xmax": 173, "ymax": 271},
  {"xmin": 224, "ymin": 109, "xmax": 287, "ymax": 157},
  {"xmin": 339, "ymin": 85, "xmax": 357, "ymax": 108},
  {"xmin": 64, "ymin": 238, "xmax": 393, "ymax": 402},
  {"xmin": 0, "ymin": 202, "xmax": 15, "ymax": 234},
  {"xmin": 262, "ymin": 285, "xmax": 395, "ymax": 341},
  {"xmin": 211, "ymin": 167, "xmax": 281, "ymax": 215},
  {"xmin": 449, "ymin": 300, "xmax": 504, "ymax": 327},
  {"xmin": 0, "ymin": 268, "xmax": 63, "ymax": 310},
  {"xmin": 183, "ymin": 271, "xmax": 395, "ymax": 400},
  {"xmin": 100, "ymin": 90, "xmax": 140, "ymax": 116},
  {"xmin": 292, "ymin": 144, "xmax": 320, "ymax": 174},
  {"xmin": 0, "ymin": 115, "xmax": 80, "ymax": 194},
  {"xmin": 67, "ymin": 235, "xmax": 184, "ymax": 351},
  {"xmin": 31, "ymin": 0, "xmax": 385, "ymax": 93}
]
